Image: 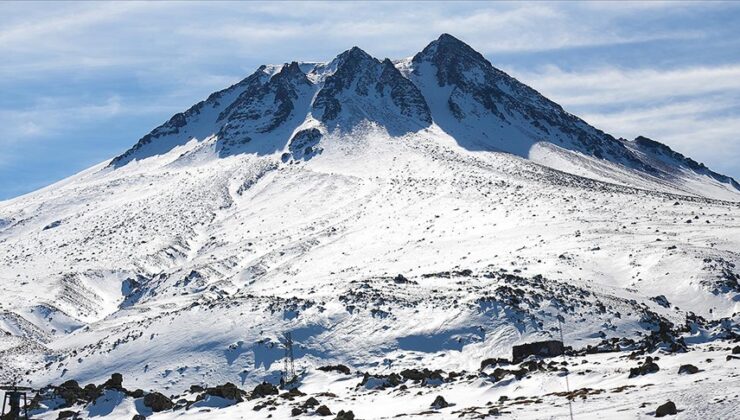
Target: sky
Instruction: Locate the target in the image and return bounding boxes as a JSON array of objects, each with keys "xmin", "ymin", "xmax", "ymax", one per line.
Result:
[{"xmin": 1, "ymin": 1, "xmax": 740, "ymax": 200}]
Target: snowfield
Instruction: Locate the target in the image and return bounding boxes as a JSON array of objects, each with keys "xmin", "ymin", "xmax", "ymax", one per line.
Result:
[{"xmin": 0, "ymin": 34, "xmax": 738, "ymax": 419}]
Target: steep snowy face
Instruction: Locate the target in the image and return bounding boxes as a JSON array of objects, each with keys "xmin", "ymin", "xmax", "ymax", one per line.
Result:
[
  {"xmin": 409, "ymin": 34, "xmax": 638, "ymax": 163},
  {"xmin": 311, "ymin": 47, "xmax": 431, "ymax": 134},
  {"xmin": 626, "ymin": 136, "xmax": 740, "ymax": 190},
  {"xmin": 110, "ymin": 66, "xmax": 274, "ymax": 167}
]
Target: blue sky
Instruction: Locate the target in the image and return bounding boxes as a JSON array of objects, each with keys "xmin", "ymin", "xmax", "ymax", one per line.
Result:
[{"xmin": 2, "ymin": 1, "xmax": 740, "ymax": 200}]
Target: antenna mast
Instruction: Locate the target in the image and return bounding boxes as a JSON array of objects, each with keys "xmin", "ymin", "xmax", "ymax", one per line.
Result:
[
  {"xmin": 558, "ymin": 315, "xmax": 575, "ymax": 420},
  {"xmin": 282, "ymin": 332, "xmax": 296, "ymax": 385}
]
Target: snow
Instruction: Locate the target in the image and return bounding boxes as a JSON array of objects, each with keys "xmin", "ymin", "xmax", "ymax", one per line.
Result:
[{"xmin": 1, "ymin": 34, "xmax": 738, "ymax": 419}]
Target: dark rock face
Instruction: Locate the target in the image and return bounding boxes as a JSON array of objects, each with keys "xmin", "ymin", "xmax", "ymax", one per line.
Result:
[
  {"xmin": 678, "ymin": 364, "xmax": 699, "ymax": 374},
  {"xmin": 143, "ymin": 392, "xmax": 174, "ymax": 412},
  {"xmin": 312, "ymin": 47, "xmax": 431, "ymax": 133},
  {"xmin": 629, "ymin": 356, "xmax": 660, "ymax": 378},
  {"xmin": 430, "ymin": 395, "xmax": 449, "ymax": 409},
  {"xmin": 512, "ymin": 340, "xmax": 564, "ymax": 363},
  {"xmin": 287, "ymin": 128, "xmax": 323, "ymax": 161},
  {"xmin": 217, "ymin": 62, "xmax": 313, "ymax": 153},
  {"xmin": 655, "ymin": 401, "xmax": 677, "ymax": 417}
]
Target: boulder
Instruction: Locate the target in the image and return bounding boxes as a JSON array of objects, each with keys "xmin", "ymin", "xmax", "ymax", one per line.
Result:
[
  {"xmin": 335, "ymin": 410, "xmax": 355, "ymax": 420},
  {"xmin": 202, "ymin": 382, "xmax": 245, "ymax": 402},
  {"xmin": 103, "ymin": 373, "xmax": 124, "ymax": 390},
  {"xmin": 280, "ymin": 387, "xmax": 306, "ymax": 400},
  {"xmin": 303, "ymin": 396, "xmax": 320, "ymax": 407},
  {"xmin": 655, "ymin": 401, "xmax": 677, "ymax": 417},
  {"xmin": 480, "ymin": 358, "xmax": 509, "ymax": 370},
  {"xmin": 733, "ymin": 345, "xmax": 740, "ymax": 354},
  {"xmin": 250, "ymin": 382, "xmax": 279, "ymax": 399},
  {"xmin": 291, "ymin": 407, "xmax": 303, "ymax": 416},
  {"xmin": 359, "ymin": 372, "xmax": 402, "ymax": 389},
  {"xmin": 130, "ymin": 389, "xmax": 145, "ymax": 398},
  {"xmin": 400, "ymin": 368, "xmax": 444, "ymax": 383},
  {"xmin": 55, "ymin": 380, "xmax": 85, "ymax": 406},
  {"xmin": 57, "ymin": 411, "xmax": 79, "ymax": 419},
  {"xmin": 677, "ymin": 364, "xmax": 699, "ymax": 375},
  {"xmin": 431, "ymin": 395, "xmax": 449, "ymax": 409},
  {"xmin": 629, "ymin": 357, "xmax": 659, "ymax": 378},
  {"xmin": 143, "ymin": 392, "xmax": 174, "ymax": 412},
  {"xmin": 316, "ymin": 405, "xmax": 333, "ymax": 416},
  {"xmin": 83, "ymin": 384, "xmax": 102, "ymax": 402},
  {"xmin": 393, "ymin": 274, "xmax": 410, "ymax": 283},
  {"xmin": 132, "ymin": 415, "xmax": 147, "ymax": 420}
]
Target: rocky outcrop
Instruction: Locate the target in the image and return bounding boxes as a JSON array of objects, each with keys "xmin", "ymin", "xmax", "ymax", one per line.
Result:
[
  {"xmin": 629, "ymin": 357, "xmax": 660, "ymax": 378},
  {"xmin": 655, "ymin": 401, "xmax": 677, "ymax": 417},
  {"xmin": 312, "ymin": 47, "xmax": 431, "ymax": 133},
  {"xmin": 142, "ymin": 392, "xmax": 173, "ymax": 412}
]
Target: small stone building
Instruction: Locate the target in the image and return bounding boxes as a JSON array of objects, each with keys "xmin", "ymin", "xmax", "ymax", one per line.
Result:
[{"xmin": 512, "ymin": 340, "xmax": 564, "ymax": 363}]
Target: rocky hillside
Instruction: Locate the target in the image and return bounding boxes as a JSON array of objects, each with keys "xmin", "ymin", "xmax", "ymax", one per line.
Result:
[{"xmin": 0, "ymin": 34, "xmax": 738, "ymax": 419}]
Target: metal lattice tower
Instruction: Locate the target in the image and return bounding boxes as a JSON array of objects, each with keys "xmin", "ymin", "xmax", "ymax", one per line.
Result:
[
  {"xmin": 282, "ymin": 332, "xmax": 296, "ymax": 385},
  {"xmin": 1, "ymin": 382, "xmax": 31, "ymax": 420}
]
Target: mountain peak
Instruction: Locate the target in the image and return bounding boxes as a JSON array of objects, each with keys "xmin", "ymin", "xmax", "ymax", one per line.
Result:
[
  {"xmin": 335, "ymin": 46, "xmax": 376, "ymax": 65},
  {"xmin": 105, "ymin": 35, "xmax": 739, "ymax": 200},
  {"xmin": 271, "ymin": 61, "xmax": 311, "ymax": 86},
  {"xmin": 413, "ymin": 33, "xmax": 489, "ymax": 67},
  {"xmin": 436, "ymin": 33, "xmax": 468, "ymax": 47}
]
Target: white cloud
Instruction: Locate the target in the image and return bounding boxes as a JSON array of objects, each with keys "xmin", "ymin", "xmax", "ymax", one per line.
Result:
[
  {"xmin": 508, "ymin": 65, "xmax": 740, "ymax": 176},
  {"xmin": 0, "ymin": 0, "xmax": 738, "ymax": 190},
  {"xmin": 512, "ymin": 65, "xmax": 740, "ymax": 106}
]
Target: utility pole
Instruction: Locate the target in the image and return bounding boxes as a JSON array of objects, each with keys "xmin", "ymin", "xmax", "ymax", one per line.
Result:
[
  {"xmin": 558, "ymin": 315, "xmax": 575, "ymax": 420},
  {"xmin": 281, "ymin": 332, "xmax": 296, "ymax": 386}
]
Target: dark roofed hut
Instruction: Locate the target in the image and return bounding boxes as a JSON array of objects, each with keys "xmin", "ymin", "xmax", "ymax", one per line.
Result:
[{"xmin": 512, "ymin": 340, "xmax": 564, "ymax": 363}]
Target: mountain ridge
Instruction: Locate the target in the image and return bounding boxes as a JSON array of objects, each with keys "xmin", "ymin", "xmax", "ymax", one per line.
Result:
[
  {"xmin": 1, "ymin": 34, "xmax": 739, "ymax": 420},
  {"xmin": 104, "ymin": 33, "xmax": 739, "ymax": 201}
]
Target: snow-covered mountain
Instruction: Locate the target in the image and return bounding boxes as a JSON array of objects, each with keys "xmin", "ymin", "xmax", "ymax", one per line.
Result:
[{"xmin": 1, "ymin": 34, "xmax": 738, "ymax": 419}]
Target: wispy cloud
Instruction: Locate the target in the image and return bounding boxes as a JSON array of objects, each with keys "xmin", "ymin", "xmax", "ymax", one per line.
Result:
[
  {"xmin": 513, "ymin": 65, "xmax": 740, "ymax": 106},
  {"xmin": 0, "ymin": 1, "xmax": 738, "ymax": 199},
  {"xmin": 510, "ymin": 64, "xmax": 740, "ymax": 175}
]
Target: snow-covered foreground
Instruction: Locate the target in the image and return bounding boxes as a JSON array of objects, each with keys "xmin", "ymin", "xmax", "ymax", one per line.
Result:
[
  {"xmin": 1, "ymin": 34, "xmax": 739, "ymax": 419},
  {"xmin": 1, "ymin": 128, "xmax": 738, "ymax": 418},
  {"xmin": 24, "ymin": 343, "xmax": 740, "ymax": 419}
]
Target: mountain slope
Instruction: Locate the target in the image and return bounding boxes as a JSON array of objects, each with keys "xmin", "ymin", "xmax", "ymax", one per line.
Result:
[
  {"xmin": 107, "ymin": 34, "xmax": 738, "ymax": 201},
  {"xmin": 0, "ymin": 34, "xmax": 738, "ymax": 419}
]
